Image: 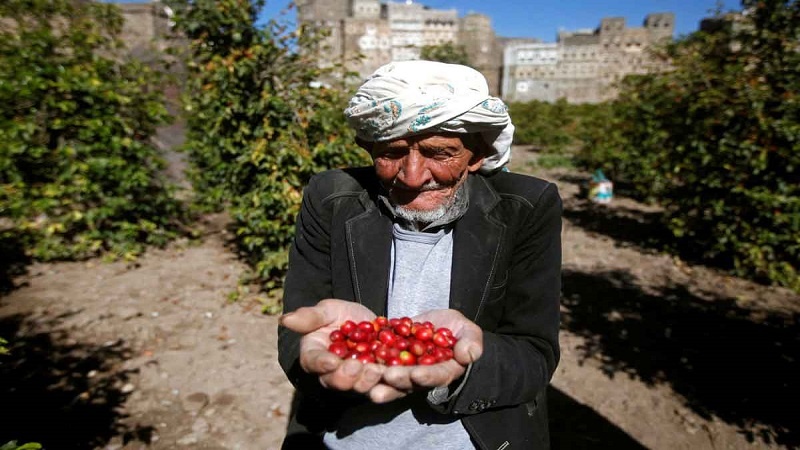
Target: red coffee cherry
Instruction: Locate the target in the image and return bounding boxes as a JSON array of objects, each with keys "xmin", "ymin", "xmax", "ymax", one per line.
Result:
[{"xmin": 327, "ymin": 316, "xmax": 459, "ymax": 366}]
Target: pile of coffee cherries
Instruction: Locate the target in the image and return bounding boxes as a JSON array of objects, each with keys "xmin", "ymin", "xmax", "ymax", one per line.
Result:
[{"xmin": 328, "ymin": 316, "xmax": 457, "ymax": 366}]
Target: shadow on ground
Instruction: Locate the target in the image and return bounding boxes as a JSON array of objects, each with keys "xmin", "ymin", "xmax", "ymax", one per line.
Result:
[
  {"xmin": 561, "ymin": 268, "xmax": 799, "ymax": 447},
  {"xmin": 0, "ymin": 233, "xmax": 30, "ymax": 294},
  {"xmin": 557, "ymin": 174, "xmax": 743, "ymax": 274},
  {"xmin": 560, "ymin": 192, "xmax": 670, "ymax": 254},
  {"xmin": 0, "ymin": 312, "xmax": 153, "ymax": 448},
  {"xmin": 548, "ymin": 386, "xmax": 647, "ymax": 449}
]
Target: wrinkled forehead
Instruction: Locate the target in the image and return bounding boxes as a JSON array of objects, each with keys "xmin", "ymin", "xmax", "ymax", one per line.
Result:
[{"xmin": 372, "ymin": 132, "xmax": 487, "ymax": 155}]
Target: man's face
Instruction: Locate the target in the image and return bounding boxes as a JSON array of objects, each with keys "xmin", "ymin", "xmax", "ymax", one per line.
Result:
[{"xmin": 371, "ymin": 133, "xmax": 484, "ymax": 218}]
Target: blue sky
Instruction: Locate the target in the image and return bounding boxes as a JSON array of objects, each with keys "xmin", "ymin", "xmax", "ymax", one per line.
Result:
[{"xmin": 108, "ymin": 0, "xmax": 743, "ymax": 42}]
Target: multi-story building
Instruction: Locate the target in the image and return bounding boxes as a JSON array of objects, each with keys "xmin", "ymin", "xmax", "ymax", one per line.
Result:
[
  {"xmin": 297, "ymin": 0, "xmax": 501, "ymax": 94},
  {"xmin": 119, "ymin": 1, "xmax": 675, "ymax": 104},
  {"xmin": 502, "ymin": 13, "xmax": 674, "ymax": 103},
  {"xmin": 460, "ymin": 13, "xmax": 503, "ymax": 98}
]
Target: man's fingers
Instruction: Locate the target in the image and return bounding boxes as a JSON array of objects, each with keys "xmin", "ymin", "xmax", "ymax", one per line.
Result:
[
  {"xmin": 280, "ymin": 299, "xmax": 377, "ymax": 334},
  {"xmin": 300, "ymin": 348, "xmax": 341, "ymax": 374},
  {"xmin": 453, "ymin": 326, "xmax": 483, "ymax": 365},
  {"xmin": 280, "ymin": 306, "xmax": 329, "ymax": 334},
  {"xmin": 319, "ymin": 359, "xmax": 363, "ymax": 391},
  {"xmin": 368, "ymin": 383, "xmax": 408, "ymax": 404},
  {"xmin": 352, "ymin": 363, "xmax": 385, "ymax": 394},
  {"xmin": 382, "ymin": 366, "xmax": 414, "ymax": 390},
  {"xmin": 411, "ymin": 309, "xmax": 483, "ymax": 365},
  {"xmin": 409, "ymin": 359, "xmax": 464, "ymax": 387}
]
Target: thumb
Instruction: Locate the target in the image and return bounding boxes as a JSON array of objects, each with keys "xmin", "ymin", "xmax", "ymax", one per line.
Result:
[
  {"xmin": 280, "ymin": 306, "xmax": 329, "ymax": 334},
  {"xmin": 452, "ymin": 325, "xmax": 483, "ymax": 365}
]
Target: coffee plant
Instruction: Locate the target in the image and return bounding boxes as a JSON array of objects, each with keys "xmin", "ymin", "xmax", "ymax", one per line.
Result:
[
  {"xmin": 579, "ymin": 0, "xmax": 799, "ymax": 290},
  {"xmin": 509, "ymin": 99, "xmax": 576, "ymax": 154},
  {"xmin": 0, "ymin": 0, "xmax": 185, "ymax": 262},
  {"xmin": 166, "ymin": 0, "xmax": 369, "ymax": 290}
]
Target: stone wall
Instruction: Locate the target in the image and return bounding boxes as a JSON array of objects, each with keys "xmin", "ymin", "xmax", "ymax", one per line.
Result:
[{"xmin": 118, "ymin": 2, "xmax": 174, "ymax": 62}]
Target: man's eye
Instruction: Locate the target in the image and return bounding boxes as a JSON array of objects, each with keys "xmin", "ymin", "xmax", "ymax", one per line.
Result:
[
  {"xmin": 423, "ymin": 148, "xmax": 452, "ymax": 159},
  {"xmin": 378, "ymin": 149, "xmax": 407, "ymax": 158}
]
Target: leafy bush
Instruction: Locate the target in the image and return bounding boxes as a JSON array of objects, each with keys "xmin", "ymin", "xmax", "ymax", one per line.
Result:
[
  {"xmin": 533, "ymin": 154, "xmax": 577, "ymax": 170},
  {"xmin": 509, "ymin": 99, "xmax": 574, "ymax": 152},
  {"xmin": 420, "ymin": 42, "xmax": 471, "ymax": 66},
  {"xmin": 578, "ymin": 0, "xmax": 799, "ymax": 290},
  {"xmin": 0, "ymin": 0, "xmax": 185, "ymax": 262},
  {"xmin": 510, "ymin": 99, "xmax": 608, "ymax": 156},
  {"xmin": 167, "ymin": 0, "xmax": 369, "ymax": 290}
]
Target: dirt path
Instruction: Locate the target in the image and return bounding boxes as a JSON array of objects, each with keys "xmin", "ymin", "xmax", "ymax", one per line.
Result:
[
  {"xmin": 0, "ymin": 215, "xmax": 294, "ymax": 449},
  {"xmin": 1, "ymin": 151, "xmax": 797, "ymax": 449}
]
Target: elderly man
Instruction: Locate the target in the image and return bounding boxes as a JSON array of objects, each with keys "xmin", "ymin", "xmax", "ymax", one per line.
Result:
[{"xmin": 278, "ymin": 61, "xmax": 562, "ymax": 450}]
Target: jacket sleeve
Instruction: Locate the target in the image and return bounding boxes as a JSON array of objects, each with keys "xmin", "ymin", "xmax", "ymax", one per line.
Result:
[{"xmin": 431, "ymin": 182, "xmax": 562, "ymax": 415}]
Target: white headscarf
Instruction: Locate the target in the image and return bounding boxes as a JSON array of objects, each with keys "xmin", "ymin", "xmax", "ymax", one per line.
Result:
[{"xmin": 344, "ymin": 61, "xmax": 514, "ymax": 173}]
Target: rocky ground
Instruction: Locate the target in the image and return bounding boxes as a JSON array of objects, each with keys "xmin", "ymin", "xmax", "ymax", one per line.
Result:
[{"xmin": 1, "ymin": 147, "xmax": 797, "ymax": 449}]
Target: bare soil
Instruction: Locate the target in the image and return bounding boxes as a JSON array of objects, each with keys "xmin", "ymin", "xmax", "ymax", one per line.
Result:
[{"xmin": 1, "ymin": 146, "xmax": 797, "ymax": 450}]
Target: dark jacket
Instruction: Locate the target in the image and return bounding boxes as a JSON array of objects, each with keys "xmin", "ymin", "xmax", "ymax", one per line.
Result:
[{"xmin": 278, "ymin": 167, "xmax": 562, "ymax": 450}]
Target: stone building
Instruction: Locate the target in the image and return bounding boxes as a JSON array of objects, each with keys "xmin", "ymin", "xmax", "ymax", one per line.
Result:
[
  {"xmin": 502, "ymin": 13, "xmax": 674, "ymax": 103},
  {"xmin": 460, "ymin": 13, "xmax": 503, "ymax": 99},
  {"xmin": 297, "ymin": 0, "xmax": 502, "ymax": 94},
  {"xmin": 116, "ymin": 2, "xmax": 185, "ymax": 109},
  {"xmin": 299, "ymin": 1, "xmax": 673, "ymax": 103},
  {"xmin": 118, "ymin": 1, "xmax": 675, "ymax": 104},
  {"xmin": 117, "ymin": 2, "xmax": 176, "ymax": 62}
]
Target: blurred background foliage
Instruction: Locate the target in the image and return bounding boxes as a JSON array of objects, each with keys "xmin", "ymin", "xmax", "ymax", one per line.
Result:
[
  {"xmin": 576, "ymin": 0, "xmax": 799, "ymax": 290},
  {"xmin": 0, "ymin": 0, "xmax": 186, "ymax": 262},
  {"xmin": 507, "ymin": 1, "xmax": 798, "ymax": 291},
  {"xmin": 164, "ymin": 0, "xmax": 369, "ymax": 291},
  {"xmin": 420, "ymin": 41, "xmax": 471, "ymax": 66}
]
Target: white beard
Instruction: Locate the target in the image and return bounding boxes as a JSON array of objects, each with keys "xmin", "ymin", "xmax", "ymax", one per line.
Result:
[
  {"xmin": 389, "ymin": 174, "xmax": 469, "ymax": 229},
  {"xmin": 393, "ymin": 202, "xmax": 450, "ymax": 224}
]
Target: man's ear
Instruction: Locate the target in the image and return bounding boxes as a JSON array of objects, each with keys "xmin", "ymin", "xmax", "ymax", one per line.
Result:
[
  {"xmin": 467, "ymin": 152, "xmax": 485, "ymax": 173},
  {"xmin": 462, "ymin": 134, "xmax": 487, "ymax": 173}
]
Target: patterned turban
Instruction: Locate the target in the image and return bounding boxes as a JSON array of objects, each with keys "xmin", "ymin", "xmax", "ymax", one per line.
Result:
[{"xmin": 344, "ymin": 60, "xmax": 514, "ymax": 173}]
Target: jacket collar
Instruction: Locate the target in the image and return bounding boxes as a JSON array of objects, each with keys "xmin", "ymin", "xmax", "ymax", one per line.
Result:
[{"xmin": 345, "ymin": 173, "xmax": 502, "ymax": 320}]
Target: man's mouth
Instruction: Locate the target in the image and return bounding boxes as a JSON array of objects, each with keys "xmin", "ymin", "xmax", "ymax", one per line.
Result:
[{"xmin": 390, "ymin": 179, "xmax": 446, "ymax": 192}]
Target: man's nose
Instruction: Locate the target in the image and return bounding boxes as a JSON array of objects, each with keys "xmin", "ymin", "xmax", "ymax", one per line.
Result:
[{"xmin": 397, "ymin": 150, "xmax": 431, "ymax": 189}]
